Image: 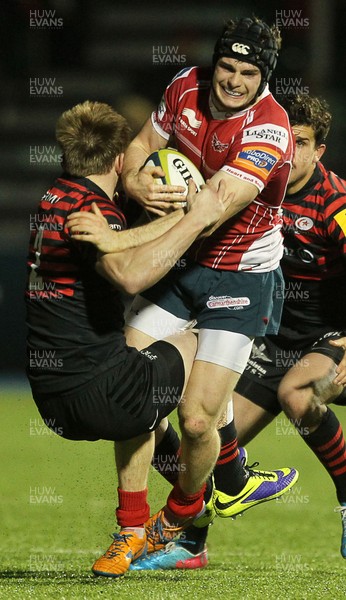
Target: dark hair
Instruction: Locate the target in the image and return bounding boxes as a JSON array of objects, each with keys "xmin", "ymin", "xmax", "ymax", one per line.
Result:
[
  {"xmin": 280, "ymin": 94, "xmax": 332, "ymax": 146},
  {"xmin": 56, "ymin": 101, "xmax": 131, "ymax": 176},
  {"xmin": 213, "ymin": 17, "xmax": 282, "ymax": 95}
]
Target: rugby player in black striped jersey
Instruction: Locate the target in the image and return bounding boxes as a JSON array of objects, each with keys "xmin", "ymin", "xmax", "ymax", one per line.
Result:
[
  {"xmin": 25, "ymin": 100, "xmax": 232, "ymax": 577},
  {"xmin": 233, "ymin": 94, "xmax": 346, "ymax": 559}
]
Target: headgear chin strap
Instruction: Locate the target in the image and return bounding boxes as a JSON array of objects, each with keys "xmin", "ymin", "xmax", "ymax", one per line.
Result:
[{"xmin": 213, "ymin": 17, "xmax": 280, "ymax": 96}]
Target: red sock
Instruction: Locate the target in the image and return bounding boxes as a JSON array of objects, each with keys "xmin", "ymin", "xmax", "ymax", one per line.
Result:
[
  {"xmin": 165, "ymin": 481, "xmax": 206, "ymax": 523},
  {"xmin": 116, "ymin": 488, "xmax": 150, "ymax": 527}
]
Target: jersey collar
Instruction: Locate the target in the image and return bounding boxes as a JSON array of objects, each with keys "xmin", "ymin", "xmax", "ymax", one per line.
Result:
[
  {"xmin": 59, "ymin": 173, "xmax": 110, "ymax": 200},
  {"xmin": 285, "ymin": 163, "xmax": 323, "ymax": 203},
  {"xmin": 208, "ymin": 84, "xmax": 269, "ymax": 120}
]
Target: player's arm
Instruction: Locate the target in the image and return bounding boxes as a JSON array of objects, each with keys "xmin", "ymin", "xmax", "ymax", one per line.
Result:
[
  {"xmin": 95, "ymin": 180, "xmax": 230, "ymax": 295},
  {"xmin": 67, "ymin": 202, "xmax": 186, "ymax": 254},
  {"xmin": 122, "ymin": 118, "xmax": 186, "ymax": 216},
  {"xmin": 199, "ymin": 170, "xmax": 259, "ymax": 236}
]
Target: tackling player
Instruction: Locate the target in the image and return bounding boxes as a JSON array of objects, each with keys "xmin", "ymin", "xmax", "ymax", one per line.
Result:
[{"xmin": 25, "ymin": 100, "xmax": 233, "ymax": 578}]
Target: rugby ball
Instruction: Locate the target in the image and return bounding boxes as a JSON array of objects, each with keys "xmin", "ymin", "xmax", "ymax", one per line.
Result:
[{"xmin": 144, "ymin": 148, "xmax": 205, "ymax": 195}]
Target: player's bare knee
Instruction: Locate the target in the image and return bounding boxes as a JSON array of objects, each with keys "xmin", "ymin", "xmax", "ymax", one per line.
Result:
[
  {"xmin": 179, "ymin": 412, "xmax": 214, "ymax": 442},
  {"xmin": 311, "ymin": 367, "xmax": 342, "ymax": 404},
  {"xmin": 278, "ymin": 382, "xmax": 326, "ymax": 429},
  {"xmin": 278, "ymin": 382, "xmax": 312, "ymax": 423}
]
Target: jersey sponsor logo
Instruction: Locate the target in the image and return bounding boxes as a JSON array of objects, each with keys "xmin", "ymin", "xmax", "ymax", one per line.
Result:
[
  {"xmin": 297, "ymin": 247, "xmax": 314, "ymax": 263},
  {"xmin": 233, "ymin": 146, "xmax": 279, "ymax": 179},
  {"xmin": 244, "ymin": 359, "xmax": 267, "ymax": 376},
  {"xmin": 221, "ymin": 165, "xmax": 260, "ymax": 188},
  {"xmin": 140, "ymin": 349, "xmax": 158, "ymax": 361},
  {"xmin": 251, "ymin": 342, "xmax": 272, "ymax": 363},
  {"xmin": 211, "ymin": 132, "xmax": 229, "ymax": 153},
  {"xmin": 181, "ymin": 108, "xmax": 202, "ymax": 129},
  {"xmin": 312, "ymin": 331, "xmax": 343, "ymax": 350},
  {"xmin": 109, "ymin": 223, "xmax": 122, "ymax": 230},
  {"xmin": 334, "ymin": 208, "xmax": 346, "ymax": 235},
  {"xmin": 242, "ymin": 123, "xmax": 289, "ymax": 151},
  {"xmin": 41, "ymin": 190, "xmax": 60, "ymax": 204},
  {"xmin": 206, "ymin": 295, "xmax": 250, "ymax": 310},
  {"xmin": 231, "ymin": 42, "xmax": 250, "ymax": 55},
  {"xmin": 295, "ymin": 216, "xmax": 313, "ymax": 231}
]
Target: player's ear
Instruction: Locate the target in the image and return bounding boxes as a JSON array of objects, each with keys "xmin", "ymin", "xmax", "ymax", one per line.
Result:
[
  {"xmin": 114, "ymin": 153, "xmax": 124, "ymax": 175},
  {"xmin": 314, "ymin": 144, "xmax": 326, "ymax": 162}
]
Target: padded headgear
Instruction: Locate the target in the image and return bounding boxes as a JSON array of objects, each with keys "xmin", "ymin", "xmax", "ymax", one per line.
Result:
[{"xmin": 213, "ymin": 17, "xmax": 280, "ymax": 96}]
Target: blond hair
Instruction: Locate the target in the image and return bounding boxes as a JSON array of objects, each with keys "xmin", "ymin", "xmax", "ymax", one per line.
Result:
[{"xmin": 55, "ymin": 101, "xmax": 131, "ymax": 176}]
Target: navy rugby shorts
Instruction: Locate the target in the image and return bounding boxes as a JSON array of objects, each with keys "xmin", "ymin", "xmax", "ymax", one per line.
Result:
[{"xmin": 140, "ymin": 260, "xmax": 284, "ymax": 337}]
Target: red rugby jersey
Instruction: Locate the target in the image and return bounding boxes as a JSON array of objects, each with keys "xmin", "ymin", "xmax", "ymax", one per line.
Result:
[{"xmin": 152, "ymin": 66, "xmax": 294, "ymax": 272}]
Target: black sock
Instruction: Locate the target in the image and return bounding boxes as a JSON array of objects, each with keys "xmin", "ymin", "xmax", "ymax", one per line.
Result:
[
  {"xmin": 180, "ymin": 524, "xmax": 209, "ymax": 554},
  {"xmin": 213, "ymin": 421, "xmax": 246, "ymax": 495},
  {"xmin": 152, "ymin": 421, "xmax": 180, "ymax": 486},
  {"xmin": 178, "ymin": 476, "xmax": 213, "ymax": 554},
  {"xmin": 300, "ymin": 408, "xmax": 346, "ymax": 503}
]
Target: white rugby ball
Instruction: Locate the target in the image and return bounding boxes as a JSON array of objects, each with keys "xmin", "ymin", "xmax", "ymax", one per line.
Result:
[{"xmin": 144, "ymin": 148, "xmax": 205, "ymax": 195}]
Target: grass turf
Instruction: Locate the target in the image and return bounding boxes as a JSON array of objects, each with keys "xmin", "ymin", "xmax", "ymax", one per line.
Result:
[{"xmin": 1, "ymin": 385, "xmax": 346, "ymax": 599}]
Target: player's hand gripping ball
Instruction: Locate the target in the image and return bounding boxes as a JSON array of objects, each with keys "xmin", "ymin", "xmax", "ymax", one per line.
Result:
[{"xmin": 144, "ymin": 148, "xmax": 205, "ymax": 199}]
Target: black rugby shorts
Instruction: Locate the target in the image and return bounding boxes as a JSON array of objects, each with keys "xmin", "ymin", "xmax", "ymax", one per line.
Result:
[
  {"xmin": 33, "ymin": 341, "xmax": 185, "ymax": 441},
  {"xmin": 235, "ymin": 330, "xmax": 346, "ymax": 415}
]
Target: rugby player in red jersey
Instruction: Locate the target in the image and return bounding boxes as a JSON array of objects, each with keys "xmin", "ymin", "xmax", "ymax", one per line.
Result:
[
  {"xmin": 109, "ymin": 16, "xmax": 300, "ymax": 573},
  {"xmin": 132, "ymin": 95, "xmax": 346, "ymax": 570}
]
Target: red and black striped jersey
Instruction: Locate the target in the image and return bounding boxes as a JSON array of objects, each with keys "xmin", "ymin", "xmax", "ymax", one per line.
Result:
[
  {"xmin": 281, "ymin": 161, "xmax": 346, "ymax": 280},
  {"xmin": 274, "ymin": 162, "xmax": 346, "ymax": 346},
  {"xmin": 26, "ymin": 175, "xmax": 128, "ymax": 394}
]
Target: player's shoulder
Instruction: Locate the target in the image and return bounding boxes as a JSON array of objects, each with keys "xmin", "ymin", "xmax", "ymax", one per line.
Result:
[
  {"xmin": 61, "ymin": 176, "xmax": 127, "ymax": 229},
  {"xmin": 87, "ymin": 192, "xmax": 127, "ymax": 231},
  {"xmin": 257, "ymin": 90, "xmax": 291, "ymax": 127},
  {"xmin": 38, "ymin": 177, "xmax": 78, "ymax": 210},
  {"xmin": 319, "ymin": 163, "xmax": 346, "ymax": 196},
  {"xmin": 52, "ymin": 176, "xmax": 91, "ymax": 206},
  {"xmin": 168, "ymin": 65, "xmax": 211, "ymax": 90}
]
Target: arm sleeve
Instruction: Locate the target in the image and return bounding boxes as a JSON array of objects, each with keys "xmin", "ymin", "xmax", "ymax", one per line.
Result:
[
  {"xmin": 221, "ymin": 123, "xmax": 291, "ymax": 193},
  {"xmin": 151, "ymin": 67, "xmax": 195, "ymax": 140}
]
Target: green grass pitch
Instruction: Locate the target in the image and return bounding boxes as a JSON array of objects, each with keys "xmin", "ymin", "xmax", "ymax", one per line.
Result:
[{"xmin": 1, "ymin": 385, "xmax": 346, "ymax": 599}]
